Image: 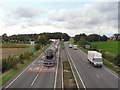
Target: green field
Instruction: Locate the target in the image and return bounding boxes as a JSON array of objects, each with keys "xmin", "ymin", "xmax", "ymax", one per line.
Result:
[{"xmin": 91, "ymin": 41, "xmax": 119, "ymax": 55}]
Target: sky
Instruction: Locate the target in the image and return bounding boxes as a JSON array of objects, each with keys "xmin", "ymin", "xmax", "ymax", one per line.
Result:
[{"xmin": 0, "ymin": 0, "xmax": 119, "ymax": 37}]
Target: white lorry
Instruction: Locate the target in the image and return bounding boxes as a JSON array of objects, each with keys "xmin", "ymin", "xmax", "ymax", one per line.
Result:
[{"xmin": 88, "ymin": 51, "xmax": 103, "ymax": 67}]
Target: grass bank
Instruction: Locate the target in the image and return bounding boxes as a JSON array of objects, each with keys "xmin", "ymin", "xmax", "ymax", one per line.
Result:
[
  {"xmin": 69, "ymin": 40, "xmax": 120, "ymax": 75},
  {"xmin": 91, "ymin": 41, "xmax": 119, "ymax": 55},
  {"xmin": 0, "ymin": 44, "xmax": 49, "ymax": 86}
]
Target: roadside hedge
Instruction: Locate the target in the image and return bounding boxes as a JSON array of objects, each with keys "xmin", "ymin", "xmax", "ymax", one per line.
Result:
[{"xmin": 2, "ymin": 45, "xmax": 40, "ymax": 73}]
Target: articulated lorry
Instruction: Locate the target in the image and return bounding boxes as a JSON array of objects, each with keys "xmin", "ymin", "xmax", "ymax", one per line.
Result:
[
  {"xmin": 88, "ymin": 51, "xmax": 103, "ymax": 67},
  {"xmin": 43, "ymin": 48, "xmax": 56, "ymax": 67}
]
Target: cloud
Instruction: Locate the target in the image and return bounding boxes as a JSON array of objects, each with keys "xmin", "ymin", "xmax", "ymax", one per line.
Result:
[
  {"xmin": 47, "ymin": 2, "xmax": 118, "ymax": 36},
  {"xmin": 0, "ymin": 1, "xmax": 118, "ymax": 36},
  {"xmin": 14, "ymin": 6, "xmax": 45, "ymax": 19}
]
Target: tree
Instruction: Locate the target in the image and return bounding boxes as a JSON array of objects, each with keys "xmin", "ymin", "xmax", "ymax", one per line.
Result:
[
  {"xmin": 101, "ymin": 35, "xmax": 107, "ymax": 41},
  {"xmin": 2, "ymin": 33, "xmax": 9, "ymax": 42},
  {"xmin": 37, "ymin": 34, "xmax": 48, "ymax": 45},
  {"xmin": 62, "ymin": 33, "xmax": 70, "ymax": 41},
  {"xmin": 78, "ymin": 37, "xmax": 86, "ymax": 46},
  {"xmin": 87, "ymin": 34, "xmax": 101, "ymax": 42},
  {"xmin": 74, "ymin": 33, "xmax": 87, "ymax": 43},
  {"xmin": 115, "ymin": 54, "xmax": 120, "ymax": 67}
]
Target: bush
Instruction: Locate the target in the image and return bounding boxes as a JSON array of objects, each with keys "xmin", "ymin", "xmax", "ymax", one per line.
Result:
[
  {"xmin": 115, "ymin": 54, "xmax": 120, "ymax": 66},
  {"xmin": 34, "ymin": 44, "xmax": 40, "ymax": 51},
  {"xmin": 19, "ymin": 54, "xmax": 25, "ymax": 64},
  {"xmin": 23, "ymin": 51, "xmax": 33, "ymax": 60},
  {"xmin": 103, "ymin": 52, "xmax": 115, "ymax": 63},
  {"xmin": 2, "ymin": 58, "xmax": 8, "ymax": 73}
]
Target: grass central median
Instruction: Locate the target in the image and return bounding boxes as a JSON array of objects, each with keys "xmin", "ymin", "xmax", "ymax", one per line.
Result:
[{"xmin": 60, "ymin": 41, "xmax": 77, "ymax": 89}]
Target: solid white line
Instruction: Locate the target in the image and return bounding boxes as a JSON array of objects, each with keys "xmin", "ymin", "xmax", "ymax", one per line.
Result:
[
  {"xmin": 65, "ymin": 44, "xmax": 79, "ymax": 89},
  {"xmin": 61, "ymin": 51, "xmax": 64, "ymax": 89},
  {"xmin": 96, "ymin": 74, "xmax": 100, "ymax": 79},
  {"xmin": 104, "ymin": 67, "xmax": 119, "ymax": 79},
  {"xmin": 4, "ymin": 47, "xmax": 48, "ymax": 89},
  {"xmin": 31, "ymin": 74, "xmax": 39, "ymax": 86},
  {"xmin": 65, "ymin": 44, "xmax": 86, "ymax": 89},
  {"xmin": 54, "ymin": 44, "xmax": 60, "ymax": 90}
]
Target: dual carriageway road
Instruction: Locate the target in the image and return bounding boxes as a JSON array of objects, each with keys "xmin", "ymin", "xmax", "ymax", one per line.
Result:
[{"xmin": 2, "ymin": 42, "xmax": 119, "ymax": 89}]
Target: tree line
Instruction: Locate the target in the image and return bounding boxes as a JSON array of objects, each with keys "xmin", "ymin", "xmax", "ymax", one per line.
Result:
[
  {"xmin": 1, "ymin": 32, "xmax": 70, "ymax": 44},
  {"xmin": 74, "ymin": 33, "xmax": 107, "ymax": 44}
]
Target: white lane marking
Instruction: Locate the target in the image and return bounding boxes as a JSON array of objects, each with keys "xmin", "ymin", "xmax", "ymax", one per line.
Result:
[
  {"xmin": 96, "ymin": 74, "xmax": 100, "ymax": 79},
  {"xmin": 88, "ymin": 66, "xmax": 89, "ymax": 68},
  {"xmin": 31, "ymin": 74, "xmax": 39, "ymax": 86},
  {"xmin": 104, "ymin": 67, "xmax": 119, "ymax": 79},
  {"xmin": 66, "ymin": 50, "xmax": 79, "ymax": 88},
  {"xmin": 61, "ymin": 53, "xmax": 64, "ymax": 89},
  {"xmin": 54, "ymin": 44, "xmax": 60, "ymax": 89},
  {"xmin": 65, "ymin": 44, "xmax": 86, "ymax": 89}
]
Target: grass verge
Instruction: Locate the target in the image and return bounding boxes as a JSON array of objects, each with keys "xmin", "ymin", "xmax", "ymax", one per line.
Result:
[
  {"xmin": 63, "ymin": 60, "xmax": 77, "ymax": 89},
  {"xmin": 103, "ymin": 59, "xmax": 120, "ymax": 75},
  {"xmin": 0, "ymin": 44, "xmax": 49, "ymax": 86},
  {"xmin": 77, "ymin": 44, "xmax": 120, "ymax": 75}
]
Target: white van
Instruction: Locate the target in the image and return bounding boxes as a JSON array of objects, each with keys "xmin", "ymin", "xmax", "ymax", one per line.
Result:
[
  {"xmin": 73, "ymin": 45, "xmax": 77, "ymax": 50},
  {"xmin": 88, "ymin": 51, "xmax": 103, "ymax": 67},
  {"xmin": 69, "ymin": 44, "xmax": 72, "ymax": 48}
]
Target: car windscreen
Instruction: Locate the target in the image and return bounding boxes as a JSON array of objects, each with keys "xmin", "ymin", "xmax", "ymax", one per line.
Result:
[{"xmin": 94, "ymin": 58, "xmax": 102, "ymax": 62}]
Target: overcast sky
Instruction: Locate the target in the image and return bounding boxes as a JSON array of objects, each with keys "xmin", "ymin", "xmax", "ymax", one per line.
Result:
[{"xmin": 0, "ymin": 0, "xmax": 119, "ymax": 37}]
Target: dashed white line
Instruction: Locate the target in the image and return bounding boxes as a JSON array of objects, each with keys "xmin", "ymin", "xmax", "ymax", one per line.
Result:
[
  {"xmin": 96, "ymin": 74, "xmax": 100, "ymax": 79},
  {"xmin": 54, "ymin": 44, "xmax": 60, "ymax": 90},
  {"xmin": 4, "ymin": 54, "xmax": 42, "ymax": 90},
  {"xmin": 31, "ymin": 74, "xmax": 39, "ymax": 86}
]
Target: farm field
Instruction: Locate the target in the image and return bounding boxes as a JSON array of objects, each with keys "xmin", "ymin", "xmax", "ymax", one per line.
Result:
[
  {"xmin": 1, "ymin": 43, "xmax": 34, "ymax": 59},
  {"xmin": 1, "ymin": 48, "xmax": 26, "ymax": 59},
  {"xmin": 91, "ymin": 41, "xmax": 119, "ymax": 55},
  {"xmin": 1, "ymin": 43, "xmax": 29, "ymax": 48}
]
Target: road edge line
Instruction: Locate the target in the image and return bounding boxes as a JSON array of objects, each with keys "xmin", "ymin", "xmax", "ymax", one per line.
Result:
[
  {"xmin": 54, "ymin": 44, "xmax": 60, "ymax": 89},
  {"xmin": 61, "ymin": 48, "xmax": 64, "ymax": 89},
  {"xmin": 64, "ymin": 43, "xmax": 79, "ymax": 89},
  {"xmin": 104, "ymin": 67, "xmax": 119, "ymax": 79},
  {"xmin": 65, "ymin": 43, "xmax": 86, "ymax": 89},
  {"xmin": 4, "ymin": 49, "xmax": 44, "ymax": 89}
]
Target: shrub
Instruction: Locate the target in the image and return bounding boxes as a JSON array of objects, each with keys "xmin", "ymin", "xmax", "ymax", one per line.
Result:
[
  {"xmin": 23, "ymin": 51, "xmax": 33, "ymax": 60},
  {"xmin": 34, "ymin": 44, "xmax": 40, "ymax": 51},
  {"xmin": 115, "ymin": 54, "xmax": 120, "ymax": 66},
  {"xmin": 2, "ymin": 58, "xmax": 8, "ymax": 73},
  {"xmin": 19, "ymin": 54, "xmax": 24, "ymax": 64}
]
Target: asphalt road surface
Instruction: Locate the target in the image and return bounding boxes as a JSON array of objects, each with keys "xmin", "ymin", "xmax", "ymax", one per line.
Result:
[
  {"xmin": 3, "ymin": 43, "xmax": 60, "ymax": 89},
  {"xmin": 65, "ymin": 43, "xmax": 119, "ymax": 89}
]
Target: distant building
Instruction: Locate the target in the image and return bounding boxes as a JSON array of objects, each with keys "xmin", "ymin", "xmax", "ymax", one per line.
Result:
[
  {"xmin": 49, "ymin": 39, "xmax": 57, "ymax": 42},
  {"xmin": 30, "ymin": 41, "xmax": 35, "ymax": 45},
  {"xmin": 110, "ymin": 34, "xmax": 120, "ymax": 41}
]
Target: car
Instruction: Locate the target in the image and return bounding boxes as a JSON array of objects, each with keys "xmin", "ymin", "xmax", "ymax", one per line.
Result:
[
  {"xmin": 73, "ymin": 45, "xmax": 77, "ymax": 50},
  {"xmin": 69, "ymin": 44, "xmax": 72, "ymax": 48}
]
